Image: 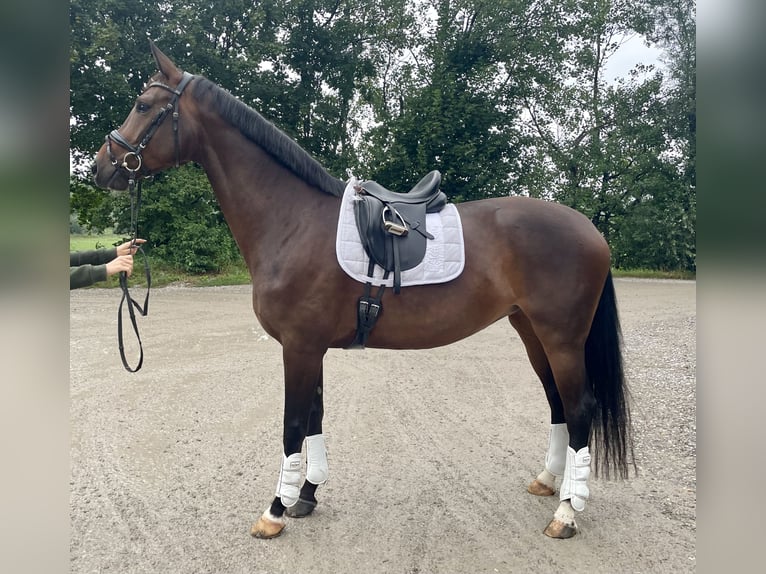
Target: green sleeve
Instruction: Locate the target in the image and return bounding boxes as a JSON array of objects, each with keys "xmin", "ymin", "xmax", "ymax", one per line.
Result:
[
  {"xmin": 69, "ymin": 248, "xmax": 117, "ymax": 289},
  {"xmin": 70, "ymin": 264, "xmax": 108, "ymax": 289},
  {"xmin": 70, "ymin": 248, "xmax": 117, "ymax": 266}
]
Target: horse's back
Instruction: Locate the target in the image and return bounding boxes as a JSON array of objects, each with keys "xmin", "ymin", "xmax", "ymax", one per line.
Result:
[
  {"xmin": 460, "ymin": 195, "xmax": 604, "ymax": 242},
  {"xmin": 458, "ymin": 196, "xmax": 609, "ymax": 273},
  {"xmin": 455, "ymin": 196, "xmax": 611, "ymax": 325}
]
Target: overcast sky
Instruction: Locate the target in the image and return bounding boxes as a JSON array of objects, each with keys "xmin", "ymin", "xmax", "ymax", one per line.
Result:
[{"xmin": 604, "ymin": 34, "xmax": 666, "ymax": 83}]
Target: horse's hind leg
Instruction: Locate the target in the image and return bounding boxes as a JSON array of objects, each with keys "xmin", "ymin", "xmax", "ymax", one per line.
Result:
[
  {"xmin": 511, "ymin": 310, "xmax": 597, "ymax": 538},
  {"xmin": 539, "ymin": 341, "xmax": 595, "ymax": 539},
  {"xmin": 286, "ymin": 365, "xmax": 328, "ymax": 518},
  {"xmin": 509, "ymin": 313, "xmax": 568, "ymax": 497}
]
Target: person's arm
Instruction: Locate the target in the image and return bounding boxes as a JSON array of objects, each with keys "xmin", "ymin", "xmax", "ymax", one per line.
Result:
[
  {"xmin": 70, "ymin": 248, "xmax": 117, "ymax": 267},
  {"xmin": 70, "ymin": 263, "xmax": 108, "ymax": 289},
  {"xmin": 69, "ymin": 241, "xmax": 144, "ymax": 290},
  {"xmin": 69, "ymin": 248, "xmax": 117, "ymax": 290}
]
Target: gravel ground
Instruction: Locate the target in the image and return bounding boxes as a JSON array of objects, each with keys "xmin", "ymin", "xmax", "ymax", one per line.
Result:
[{"xmin": 70, "ymin": 278, "xmax": 696, "ymax": 573}]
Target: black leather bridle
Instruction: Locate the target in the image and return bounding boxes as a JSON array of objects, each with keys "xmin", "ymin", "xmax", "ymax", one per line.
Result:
[
  {"xmin": 105, "ymin": 71, "xmax": 195, "ymax": 372},
  {"xmin": 105, "ymin": 71, "xmax": 196, "ymax": 177}
]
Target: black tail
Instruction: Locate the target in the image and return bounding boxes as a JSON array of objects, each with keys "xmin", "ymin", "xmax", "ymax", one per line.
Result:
[{"xmin": 585, "ymin": 271, "xmax": 635, "ymax": 479}]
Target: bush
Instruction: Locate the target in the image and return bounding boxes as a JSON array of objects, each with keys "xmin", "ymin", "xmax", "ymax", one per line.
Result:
[
  {"xmin": 69, "ymin": 213, "xmax": 84, "ymax": 234},
  {"xmin": 131, "ymin": 165, "xmax": 240, "ymax": 273},
  {"xmin": 162, "ymin": 221, "xmax": 239, "ymax": 273}
]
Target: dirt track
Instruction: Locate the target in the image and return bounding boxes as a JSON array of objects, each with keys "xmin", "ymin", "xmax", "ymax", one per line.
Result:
[{"xmin": 70, "ymin": 278, "xmax": 696, "ymax": 573}]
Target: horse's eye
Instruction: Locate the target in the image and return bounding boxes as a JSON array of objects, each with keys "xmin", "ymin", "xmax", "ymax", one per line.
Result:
[{"xmin": 136, "ymin": 101, "xmax": 150, "ymax": 114}]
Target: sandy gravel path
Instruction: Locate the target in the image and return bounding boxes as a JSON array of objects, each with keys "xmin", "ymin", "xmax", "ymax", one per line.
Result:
[{"xmin": 70, "ymin": 278, "xmax": 696, "ymax": 573}]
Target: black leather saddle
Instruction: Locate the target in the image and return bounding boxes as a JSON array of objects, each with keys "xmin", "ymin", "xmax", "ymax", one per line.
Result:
[{"xmin": 353, "ymin": 170, "xmax": 447, "ymax": 294}]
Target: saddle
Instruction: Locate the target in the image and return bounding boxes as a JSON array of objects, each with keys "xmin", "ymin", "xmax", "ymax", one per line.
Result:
[
  {"xmin": 348, "ymin": 170, "xmax": 447, "ymax": 349},
  {"xmin": 353, "ymin": 170, "xmax": 446, "ymax": 294}
]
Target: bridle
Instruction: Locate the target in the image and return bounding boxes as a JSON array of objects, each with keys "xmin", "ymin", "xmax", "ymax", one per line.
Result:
[
  {"xmin": 105, "ymin": 71, "xmax": 196, "ymax": 178},
  {"xmin": 105, "ymin": 71, "xmax": 195, "ymax": 373}
]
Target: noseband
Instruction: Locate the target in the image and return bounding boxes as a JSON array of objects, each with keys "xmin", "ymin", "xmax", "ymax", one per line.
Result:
[{"xmin": 106, "ymin": 71, "xmax": 195, "ymax": 177}]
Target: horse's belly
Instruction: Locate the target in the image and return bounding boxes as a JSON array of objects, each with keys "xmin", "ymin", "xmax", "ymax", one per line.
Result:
[{"xmin": 362, "ymin": 286, "xmax": 513, "ymax": 350}]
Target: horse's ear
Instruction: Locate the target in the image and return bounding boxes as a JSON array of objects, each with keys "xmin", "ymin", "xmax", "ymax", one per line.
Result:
[{"xmin": 148, "ymin": 39, "xmax": 182, "ymax": 82}]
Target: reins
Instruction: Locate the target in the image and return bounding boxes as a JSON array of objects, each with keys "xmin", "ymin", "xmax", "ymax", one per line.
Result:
[
  {"xmin": 117, "ymin": 173, "xmax": 150, "ymax": 372},
  {"xmin": 106, "ymin": 72, "xmax": 195, "ymax": 372}
]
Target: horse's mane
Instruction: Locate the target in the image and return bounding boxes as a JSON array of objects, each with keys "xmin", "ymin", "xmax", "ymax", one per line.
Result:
[{"xmin": 191, "ymin": 76, "xmax": 345, "ymax": 197}]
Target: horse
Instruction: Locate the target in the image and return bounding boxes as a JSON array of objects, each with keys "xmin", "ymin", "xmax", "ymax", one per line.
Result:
[{"xmin": 92, "ymin": 41, "xmax": 633, "ymax": 540}]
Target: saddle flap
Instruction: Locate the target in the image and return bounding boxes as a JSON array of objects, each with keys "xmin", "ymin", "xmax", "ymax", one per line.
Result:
[{"xmin": 353, "ymin": 197, "xmax": 430, "ymax": 272}]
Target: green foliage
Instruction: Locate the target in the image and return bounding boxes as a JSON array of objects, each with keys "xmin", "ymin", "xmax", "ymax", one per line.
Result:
[
  {"xmin": 130, "ymin": 165, "xmax": 241, "ymax": 274},
  {"xmin": 70, "ymin": 0, "xmax": 696, "ymax": 273},
  {"xmin": 70, "ymin": 177, "xmax": 116, "ymax": 233},
  {"xmin": 512, "ymin": 0, "xmax": 695, "ymax": 271},
  {"xmin": 70, "ymin": 166, "xmax": 241, "ymax": 273},
  {"xmin": 70, "ymin": 0, "xmax": 166, "ymax": 152},
  {"xmin": 69, "ymin": 214, "xmax": 85, "ymax": 234}
]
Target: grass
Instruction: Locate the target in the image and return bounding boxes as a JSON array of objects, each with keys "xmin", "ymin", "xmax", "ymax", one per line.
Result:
[
  {"xmin": 75, "ymin": 258, "xmax": 253, "ymax": 289},
  {"xmin": 612, "ymin": 268, "xmax": 695, "ymax": 280},
  {"xmin": 148, "ymin": 260, "xmax": 252, "ymax": 287},
  {"xmin": 71, "ymin": 233, "xmax": 695, "ymax": 288},
  {"xmin": 70, "ymin": 233, "xmax": 125, "ymax": 252}
]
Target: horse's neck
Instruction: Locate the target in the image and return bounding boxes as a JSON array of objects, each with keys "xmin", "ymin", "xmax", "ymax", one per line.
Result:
[{"xmin": 194, "ymin": 124, "xmax": 339, "ymax": 267}]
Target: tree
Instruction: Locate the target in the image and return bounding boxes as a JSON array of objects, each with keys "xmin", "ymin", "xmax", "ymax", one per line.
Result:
[
  {"xmin": 633, "ymin": 0, "xmax": 695, "ymax": 200},
  {"xmin": 70, "ymin": 0, "xmax": 695, "ymax": 272},
  {"xmin": 361, "ymin": 0, "xmax": 552, "ymax": 201},
  {"xmin": 516, "ymin": 0, "xmax": 695, "ymax": 270},
  {"xmin": 69, "ymin": 177, "xmax": 116, "ymax": 234},
  {"xmin": 122, "ymin": 165, "xmax": 241, "ymax": 273},
  {"xmin": 621, "ymin": 0, "xmax": 695, "ymax": 270},
  {"xmin": 69, "ymin": 0, "xmax": 165, "ymax": 161},
  {"xmin": 603, "ymin": 71, "xmax": 695, "ymax": 271}
]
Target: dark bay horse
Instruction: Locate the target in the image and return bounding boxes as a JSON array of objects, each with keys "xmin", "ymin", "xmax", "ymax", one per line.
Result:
[{"xmin": 93, "ymin": 42, "xmax": 633, "ymax": 539}]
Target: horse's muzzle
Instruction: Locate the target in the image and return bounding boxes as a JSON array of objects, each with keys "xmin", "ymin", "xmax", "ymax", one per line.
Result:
[{"xmin": 92, "ymin": 148, "xmax": 130, "ymax": 190}]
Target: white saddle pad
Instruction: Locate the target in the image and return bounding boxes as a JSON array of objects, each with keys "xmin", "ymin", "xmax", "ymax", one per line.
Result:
[{"xmin": 335, "ymin": 178, "xmax": 465, "ymax": 288}]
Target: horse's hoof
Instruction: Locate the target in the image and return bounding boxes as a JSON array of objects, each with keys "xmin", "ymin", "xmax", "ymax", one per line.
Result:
[
  {"xmin": 285, "ymin": 498, "xmax": 317, "ymax": 518},
  {"xmin": 250, "ymin": 513, "xmax": 286, "ymax": 539},
  {"xmin": 527, "ymin": 479, "xmax": 556, "ymax": 496},
  {"xmin": 543, "ymin": 518, "xmax": 578, "ymax": 539}
]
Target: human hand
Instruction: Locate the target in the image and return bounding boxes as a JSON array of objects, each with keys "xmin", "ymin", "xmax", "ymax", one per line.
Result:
[
  {"xmin": 116, "ymin": 238, "xmax": 146, "ymax": 256},
  {"xmin": 106, "ymin": 255, "xmax": 134, "ymax": 277}
]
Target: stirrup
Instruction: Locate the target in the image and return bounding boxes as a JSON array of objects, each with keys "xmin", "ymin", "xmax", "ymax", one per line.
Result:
[{"xmin": 382, "ymin": 205, "xmax": 408, "ymax": 236}]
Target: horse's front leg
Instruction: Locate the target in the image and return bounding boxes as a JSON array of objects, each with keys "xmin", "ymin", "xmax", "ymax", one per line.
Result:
[
  {"xmin": 251, "ymin": 348, "xmax": 326, "ymax": 539},
  {"xmin": 285, "ymin": 363, "xmax": 327, "ymax": 518}
]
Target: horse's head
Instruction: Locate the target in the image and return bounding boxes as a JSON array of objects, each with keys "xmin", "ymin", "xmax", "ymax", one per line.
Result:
[{"xmin": 92, "ymin": 41, "xmax": 197, "ymax": 190}]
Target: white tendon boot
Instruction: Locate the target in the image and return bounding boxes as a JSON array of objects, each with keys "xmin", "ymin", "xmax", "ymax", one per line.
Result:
[
  {"xmin": 275, "ymin": 453, "xmax": 302, "ymax": 508},
  {"xmin": 530, "ymin": 423, "xmax": 569, "ymax": 494},
  {"xmin": 305, "ymin": 434, "xmax": 329, "ymax": 485},
  {"xmin": 559, "ymin": 445, "xmax": 591, "ymax": 511},
  {"xmin": 545, "ymin": 423, "xmax": 569, "ymax": 477}
]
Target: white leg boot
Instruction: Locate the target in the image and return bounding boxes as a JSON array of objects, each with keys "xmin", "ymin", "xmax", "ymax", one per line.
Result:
[
  {"xmin": 275, "ymin": 452, "xmax": 302, "ymax": 508},
  {"xmin": 305, "ymin": 434, "xmax": 329, "ymax": 485},
  {"xmin": 529, "ymin": 423, "xmax": 569, "ymax": 495},
  {"xmin": 560, "ymin": 445, "xmax": 591, "ymax": 511}
]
